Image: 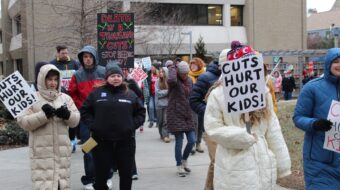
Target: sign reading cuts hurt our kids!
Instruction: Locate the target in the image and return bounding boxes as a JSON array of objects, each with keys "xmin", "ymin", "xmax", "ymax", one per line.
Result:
[
  {"xmin": 324, "ymin": 100, "xmax": 340, "ymax": 153},
  {"xmin": 0, "ymin": 71, "xmax": 38, "ymax": 118},
  {"xmin": 221, "ymin": 53, "xmax": 266, "ymax": 114}
]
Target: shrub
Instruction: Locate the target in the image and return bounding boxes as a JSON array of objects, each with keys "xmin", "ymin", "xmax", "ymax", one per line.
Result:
[{"xmin": 0, "ymin": 121, "xmax": 28, "ymax": 145}]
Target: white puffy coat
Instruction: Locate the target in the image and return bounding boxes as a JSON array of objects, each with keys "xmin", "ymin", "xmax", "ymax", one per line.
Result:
[
  {"xmin": 204, "ymin": 85, "xmax": 291, "ymax": 190},
  {"xmin": 17, "ymin": 64, "xmax": 80, "ymax": 190}
]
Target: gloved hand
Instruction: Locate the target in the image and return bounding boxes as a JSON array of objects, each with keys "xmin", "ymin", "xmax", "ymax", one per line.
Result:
[
  {"xmin": 42, "ymin": 104, "xmax": 55, "ymax": 118},
  {"xmin": 55, "ymin": 105, "xmax": 71, "ymax": 120},
  {"xmin": 312, "ymin": 119, "xmax": 333, "ymax": 131}
]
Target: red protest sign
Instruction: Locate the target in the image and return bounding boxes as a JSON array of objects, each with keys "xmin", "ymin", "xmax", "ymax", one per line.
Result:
[{"xmin": 130, "ymin": 68, "xmax": 147, "ymax": 82}]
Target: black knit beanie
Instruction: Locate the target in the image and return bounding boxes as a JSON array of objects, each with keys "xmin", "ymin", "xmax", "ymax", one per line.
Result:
[{"xmin": 105, "ymin": 61, "xmax": 123, "ymax": 78}]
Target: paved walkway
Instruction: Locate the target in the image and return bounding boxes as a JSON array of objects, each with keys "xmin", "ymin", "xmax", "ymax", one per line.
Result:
[{"xmin": 0, "ymin": 123, "xmax": 290, "ymax": 190}]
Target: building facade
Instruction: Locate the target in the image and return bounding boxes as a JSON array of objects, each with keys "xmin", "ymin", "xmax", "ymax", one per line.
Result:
[{"xmin": 0, "ymin": 0, "xmax": 306, "ymax": 81}]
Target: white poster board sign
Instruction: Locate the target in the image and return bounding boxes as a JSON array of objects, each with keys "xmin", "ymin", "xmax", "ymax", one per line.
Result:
[
  {"xmin": 134, "ymin": 58, "xmax": 143, "ymax": 69},
  {"xmin": 221, "ymin": 54, "xmax": 266, "ymax": 114},
  {"xmin": 324, "ymin": 100, "xmax": 340, "ymax": 153},
  {"xmin": 142, "ymin": 57, "xmax": 152, "ymax": 71},
  {"xmin": 0, "ymin": 71, "xmax": 38, "ymax": 118}
]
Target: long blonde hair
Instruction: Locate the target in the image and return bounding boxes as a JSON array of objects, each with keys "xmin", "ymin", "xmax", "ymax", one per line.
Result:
[{"xmin": 158, "ymin": 67, "xmax": 168, "ymax": 90}]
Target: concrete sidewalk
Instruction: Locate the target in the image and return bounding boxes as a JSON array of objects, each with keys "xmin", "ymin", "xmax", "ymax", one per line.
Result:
[{"xmin": 0, "ymin": 123, "xmax": 290, "ymax": 190}]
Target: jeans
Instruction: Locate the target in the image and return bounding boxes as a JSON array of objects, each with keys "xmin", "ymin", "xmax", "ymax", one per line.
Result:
[
  {"xmin": 283, "ymin": 91, "xmax": 292, "ymax": 100},
  {"xmin": 148, "ymin": 96, "xmax": 157, "ymax": 122},
  {"xmin": 174, "ymin": 130, "xmax": 196, "ymax": 166},
  {"xmin": 92, "ymin": 138, "xmax": 135, "ymax": 190},
  {"xmin": 79, "ymin": 122, "xmax": 95, "ymax": 185}
]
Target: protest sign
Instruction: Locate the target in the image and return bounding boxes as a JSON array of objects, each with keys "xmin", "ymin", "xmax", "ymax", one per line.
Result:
[
  {"xmin": 142, "ymin": 57, "xmax": 152, "ymax": 71},
  {"xmin": 134, "ymin": 58, "xmax": 143, "ymax": 68},
  {"xmin": 130, "ymin": 68, "xmax": 148, "ymax": 83},
  {"xmin": 221, "ymin": 54, "xmax": 266, "ymax": 114},
  {"xmin": 324, "ymin": 100, "xmax": 340, "ymax": 153},
  {"xmin": 97, "ymin": 13, "xmax": 134, "ymax": 68},
  {"xmin": 0, "ymin": 71, "xmax": 38, "ymax": 118},
  {"xmin": 60, "ymin": 70, "xmax": 76, "ymax": 90}
]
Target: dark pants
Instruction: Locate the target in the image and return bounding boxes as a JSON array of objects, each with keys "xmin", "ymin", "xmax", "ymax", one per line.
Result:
[
  {"xmin": 69, "ymin": 125, "xmax": 79, "ymax": 140},
  {"xmin": 80, "ymin": 122, "xmax": 95, "ymax": 185},
  {"xmin": 284, "ymin": 91, "xmax": 293, "ymax": 100},
  {"xmin": 92, "ymin": 138, "xmax": 135, "ymax": 190}
]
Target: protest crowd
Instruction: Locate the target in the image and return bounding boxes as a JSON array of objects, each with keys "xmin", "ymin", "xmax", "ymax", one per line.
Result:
[{"xmin": 0, "ymin": 37, "xmax": 339, "ymax": 190}]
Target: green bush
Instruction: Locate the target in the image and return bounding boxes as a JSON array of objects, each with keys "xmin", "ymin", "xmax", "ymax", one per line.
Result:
[{"xmin": 0, "ymin": 121, "xmax": 28, "ymax": 145}]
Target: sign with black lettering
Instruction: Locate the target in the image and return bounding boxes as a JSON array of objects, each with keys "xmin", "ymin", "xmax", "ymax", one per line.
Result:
[
  {"xmin": 221, "ymin": 54, "xmax": 266, "ymax": 114},
  {"xmin": 97, "ymin": 13, "xmax": 134, "ymax": 68},
  {"xmin": 0, "ymin": 71, "xmax": 38, "ymax": 118}
]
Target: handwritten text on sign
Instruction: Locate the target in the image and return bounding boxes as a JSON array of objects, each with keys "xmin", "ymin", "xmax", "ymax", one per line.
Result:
[
  {"xmin": 324, "ymin": 100, "xmax": 340, "ymax": 153},
  {"xmin": 0, "ymin": 71, "xmax": 38, "ymax": 118},
  {"xmin": 221, "ymin": 54, "xmax": 266, "ymax": 114},
  {"xmin": 130, "ymin": 68, "xmax": 148, "ymax": 83},
  {"xmin": 97, "ymin": 13, "xmax": 134, "ymax": 68}
]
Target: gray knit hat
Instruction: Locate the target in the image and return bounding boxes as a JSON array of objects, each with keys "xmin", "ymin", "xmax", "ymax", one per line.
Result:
[
  {"xmin": 105, "ymin": 61, "xmax": 123, "ymax": 78},
  {"xmin": 177, "ymin": 61, "xmax": 189, "ymax": 74}
]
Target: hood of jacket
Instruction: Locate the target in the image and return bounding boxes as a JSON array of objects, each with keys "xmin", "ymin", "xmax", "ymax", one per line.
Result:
[
  {"xmin": 37, "ymin": 64, "xmax": 61, "ymax": 101},
  {"xmin": 206, "ymin": 61, "xmax": 221, "ymax": 76},
  {"xmin": 324, "ymin": 48, "xmax": 340, "ymax": 84},
  {"xmin": 77, "ymin": 45, "xmax": 98, "ymax": 69}
]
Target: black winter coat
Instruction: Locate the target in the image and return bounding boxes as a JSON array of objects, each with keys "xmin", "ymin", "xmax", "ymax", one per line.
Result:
[
  {"xmin": 282, "ymin": 76, "xmax": 296, "ymax": 92},
  {"xmin": 80, "ymin": 84, "xmax": 146, "ymax": 140}
]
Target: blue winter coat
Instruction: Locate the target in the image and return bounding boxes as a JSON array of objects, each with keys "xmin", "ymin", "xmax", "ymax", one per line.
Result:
[{"xmin": 293, "ymin": 48, "xmax": 340, "ymax": 190}]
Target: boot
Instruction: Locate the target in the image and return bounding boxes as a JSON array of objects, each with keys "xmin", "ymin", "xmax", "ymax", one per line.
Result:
[
  {"xmin": 196, "ymin": 143, "xmax": 204, "ymax": 153},
  {"xmin": 177, "ymin": 165, "xmax": 186, "ymax": 177},
  {"xmin": 191, "ymin": 147, "xmax": 196, "ymax": 155},
  {"xmin": 182, "ymin": 160, "xmax": 191, "ymax": 173}
]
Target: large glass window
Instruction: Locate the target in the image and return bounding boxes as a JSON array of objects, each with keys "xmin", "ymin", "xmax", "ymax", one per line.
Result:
[
  {"xmin": 131, "ymin": 3, "xmax": 223, "ymax": 26},
  {"xmin": 0, "ymin": 31, "xmax": 2, "ymax": 43},
  {"xmin": 15, "ymin": 15, "xmax": 21, "ymax": 34},
  {"xmin": 16, "ymin": 59, "xmax": 23, "ymax": 74},
  {"xmin": 230, "ymin": 5, "xmax": 243, "ymax": 26}
]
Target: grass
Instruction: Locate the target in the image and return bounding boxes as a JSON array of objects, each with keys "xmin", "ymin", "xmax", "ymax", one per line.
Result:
[{"xmin": 276, "ymin": 100, "xmax": 305, "ymax": 190}]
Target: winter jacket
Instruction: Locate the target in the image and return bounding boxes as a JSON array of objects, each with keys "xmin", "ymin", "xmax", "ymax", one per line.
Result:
[
  {"xmin": 282, "ymin": 76, "xmax": 295, "ymax": 92},
  {"xmin": 293, "ymin": 48, "xmax": 340, "ymax": 189},
  {"xmin": 273, "ymin": 75, "xmax": 282, "ymax": 93},
  {"xmin": 155, "ymin": 79, "xmax": 168, "ymax": 109},
  {"xmin": 205, "ymin": 85, "xmax": 291, "ymax": 190},
  {"xmin": 17, "ymin": 64, "xmax": 80, "ymax": 190},
  {"xmin": 50, "ymin": 56, "xmax": 79, "ymax": 91},
  {"xmin": 190, "ymin": 61, "xmax": 221, "ymax": 116},
  {"xmin": 68, "ymin": 46, "xmax": 105, "ymax": 108},
  {"xmin": 80, "ymin": 84, "xmax": 146, "ymax": 141},
  {"xmin": 167, "ymin": 65, "xmax": 195, "ymax": 133}
]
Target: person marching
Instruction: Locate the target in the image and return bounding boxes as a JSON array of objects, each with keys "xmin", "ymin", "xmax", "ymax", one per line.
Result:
[
  {"xmin": 293, "ymin": 48, "xmax": 340, "ymax": 189},
  {"xmin": 167, "ymin": 61, "xmax": 196, "ymax": 177},
  {"xmin": 188, "ymin": 57, "xmax": 206, "ymax": 154},
  {"xmin": 80, "ymin": 62, "xmax": 146, "ymax": 190},
  {"xmin": 17, "ymin": 64, "xmax": 80, "ymax": 190},
  {"xmin": 204, "ymin": 42, "xmax": 291, "ymax": 189}
]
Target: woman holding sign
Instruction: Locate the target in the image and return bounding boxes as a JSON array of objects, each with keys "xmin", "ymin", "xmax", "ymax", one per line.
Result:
[
  {"xmin": 294, "ymin": 48, "xmax": 340, "ymax": 189},
  {"xmin": 204, "ymin": 42, "xmax": 291, "ymax": 190},
  {"xmin": 17, "ymin": 64, "xmax": 80, "ymax": 190}
]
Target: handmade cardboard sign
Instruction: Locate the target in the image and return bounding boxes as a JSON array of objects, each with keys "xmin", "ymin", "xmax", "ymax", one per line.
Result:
[
  {"xmin": 221, "ymin": 54, "xmax": 266, "ymax": 114},
  {"xmin": 0, "ymin": 71, "xmax": 38, "ymax": 118},
  {"xmin": 324, "ymin": 100, "xmax": 340, "ymax": 153}
]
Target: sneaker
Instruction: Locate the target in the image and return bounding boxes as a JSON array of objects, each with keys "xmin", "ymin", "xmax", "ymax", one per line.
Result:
[
  {"xmin": 148, "ymin": 122, "xmax": 153, "ymax": 128},
  {"xmin": 132, "ymin": 174, "xmax": 139, "ymax": 180},
  {"xmin": 163, "ymin": 137, "xmax": 170, "ymax": 143},
  {"xmin": 107, "ymin": 179, "xmax": 113, "ymax": 189},
  {"xmin": 191, "ymin": 148, "xmax": 196, "ymax": 155},
  {"xmin": 177, "ymin": 166, "xmax": 186, "ymax": 177},
  {"xmin": 182, "ymin": 160, "xmax": 191, "ymax": 173},
  {"xmin": 196, "ymin": 143, "xmax": 204, "ymax": 153},
  {"xmin": 71, "ymin": 140, "xmax": 77, "ymax": 153},
  {"xmin": 84, "ymin": 183, "xmax": 94, "ymax": 190}
]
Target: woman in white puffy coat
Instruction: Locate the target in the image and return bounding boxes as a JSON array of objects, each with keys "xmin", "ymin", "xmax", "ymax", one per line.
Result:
[
  {"xmin": 204, "ymin": 82, "xmax": 291, "ymax": 190},
  {"xmin": 17, "ymin": 64, "xmax": 80, "ymax": 190}
]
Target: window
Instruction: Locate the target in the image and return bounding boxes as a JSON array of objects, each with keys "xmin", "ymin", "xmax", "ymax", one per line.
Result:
[
  {"xmin": 0, "ymin": 31, "xmax": 2, "ymax": 43},
  {"xmin": 15, "ymin": 15, "xmax": 21, "ymax": 34},
  {"xmin": 16, "ymin": 59, "xmax": 23, "ymax": 74},
  {"xmin": 0, "ymin": 62, "xmax": 3, "ymax": 75},
  {"xmin": 131, "ymin": 3, "xmax": 223, "ymax": 26},
  {"xmin": 230, "ymin": 5, "xmax": 243, "ymax": 26}
]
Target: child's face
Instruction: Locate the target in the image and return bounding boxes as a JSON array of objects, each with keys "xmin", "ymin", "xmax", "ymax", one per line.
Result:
[{"xmin": 45, "ymin": 75, "xmax": 59, "ymax": 90}]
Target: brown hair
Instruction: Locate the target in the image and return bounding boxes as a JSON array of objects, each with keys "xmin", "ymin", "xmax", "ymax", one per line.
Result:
[
  {"xmin": 95, "ymin": 81, "xmax": 129, "ymax": 93},
  {"xmin": 158, "ymin": 67, "xmax": 168, "ymax": 90},
  {"xmin": 56, "ymin": 45, "xmax": 67, "ymax": 53},
  {"xmin": 190, "ymin": 57, "xmax": 205, "ymax": 70}
]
